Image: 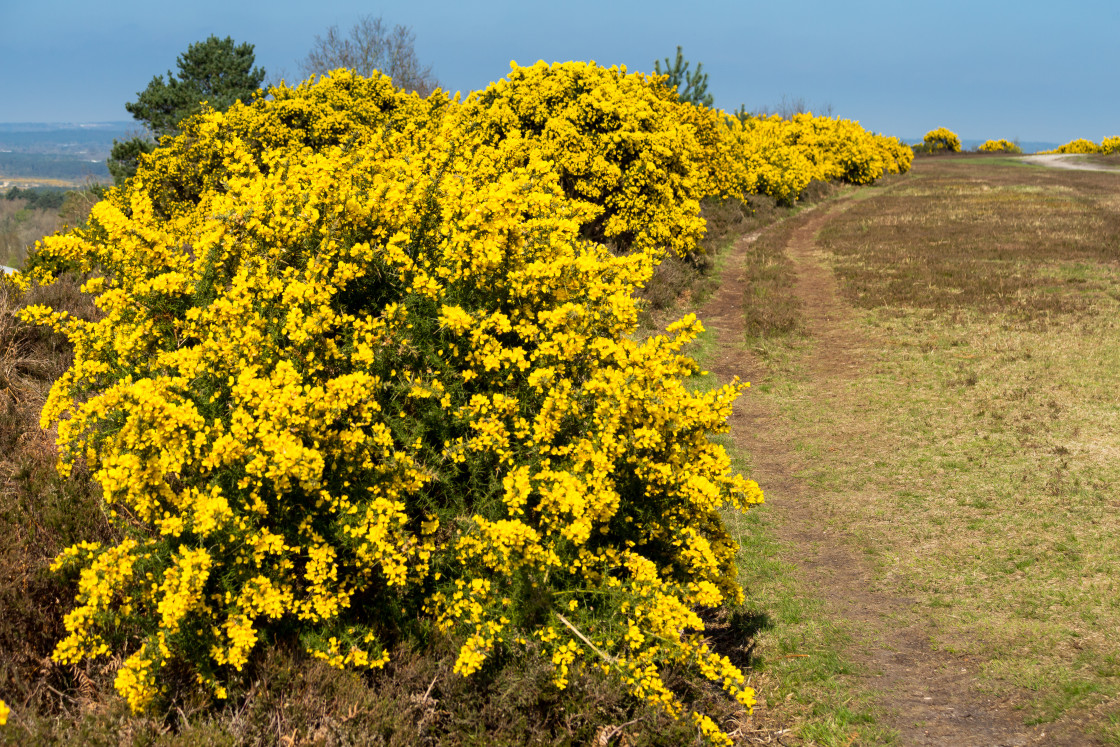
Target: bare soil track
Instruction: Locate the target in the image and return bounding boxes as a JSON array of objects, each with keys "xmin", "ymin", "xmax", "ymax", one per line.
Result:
[
  {"xmin": 1021, "ymin": 154, "xmax": 1120, "ymax": 172},
  {"xmin": 698, "ymin": 200, "xmax": 1098, "ymax": 746}
]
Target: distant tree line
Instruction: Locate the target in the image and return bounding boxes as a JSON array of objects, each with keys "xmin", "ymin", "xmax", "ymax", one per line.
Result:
[
  {"xmin": 4, "ymin": 186, "xmax": 69, "ymax": 211},
  {"xmin": 0, "ymin": 153, "xmax": 110, "ymax": 181}
]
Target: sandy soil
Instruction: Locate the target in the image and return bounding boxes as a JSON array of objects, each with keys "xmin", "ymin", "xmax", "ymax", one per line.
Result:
[{"xmin": 1020, "ymin": 154, "xmax": 1120, "ymax": 172}]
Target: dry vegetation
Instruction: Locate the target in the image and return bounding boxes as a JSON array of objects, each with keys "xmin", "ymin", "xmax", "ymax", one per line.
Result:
[
  {"xmin": 0, "ymin": 190, "xmax": 97, "ymax": 269},
  {"xmin": 748, "ymin": 155, "xmax": 1120, "ymax": 742},
  {"xmin": 0, "ymin": 201, "xmax": 60, "ymax": 269}
]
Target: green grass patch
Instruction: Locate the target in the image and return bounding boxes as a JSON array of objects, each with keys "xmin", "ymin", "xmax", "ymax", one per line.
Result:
[{"xmin": 759, "ymin": 157, "xmax": 1120, "ymax": 734}]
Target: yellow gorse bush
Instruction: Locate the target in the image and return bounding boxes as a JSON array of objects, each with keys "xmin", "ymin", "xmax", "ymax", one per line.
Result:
[
  {"xmin": 1037, "ymin": 137, "xmax": 1120, "ymax": 155},
  {"xmin": 1056, "ymin": 138, "xmax": 1100, "ymax": 154},
  {"xmin": 20, "ymin": 67, "xmax": 775, "ymax": 743},
  {"xmin": 922, "ymin": 127, "xmax": 962, "ymax": 153},
  {"xmin": 978, "ymin": 139, "xmax": 1022, "ymax": 154},
  {"xmin": 462, "ymin": 61, "xmax": 712, "ymax": 258},
  {"xmin": 720, "ymin": 112, "xmax": 911, "ymax": 204},
  {"xmin": 18, "ymin": 62, "xmax": 908, "ymax": 744}
]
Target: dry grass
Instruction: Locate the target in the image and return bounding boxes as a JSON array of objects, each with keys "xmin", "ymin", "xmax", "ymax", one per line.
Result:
[
  {"xmin": 0, "ymin": 201, "xmax": 62, "ymax": 269},
  {"xmin": 639, "ymin": 185, "xmax": 838, "ymax": 329},
  {"xmin": 762, "ymin": 157, "xmax": 1120, "ymax": 740},
  {"xmin": 818, "ymin": 157, "xmax": 1120, "ymax": 321},
  {"xmin": 4, "ymin": 635, "xmax": 758, "ymax": 746}
]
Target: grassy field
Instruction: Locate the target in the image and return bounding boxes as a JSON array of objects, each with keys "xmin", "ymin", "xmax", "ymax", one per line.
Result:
[{"xmin": 729, "ymin": 155, "xmax": 1120, "ymax": 742}]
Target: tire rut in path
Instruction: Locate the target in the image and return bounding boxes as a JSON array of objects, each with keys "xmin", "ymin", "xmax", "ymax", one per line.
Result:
[{"xmin": 696, "ymin": 202, "xmax": 1087, "ymax": 746}]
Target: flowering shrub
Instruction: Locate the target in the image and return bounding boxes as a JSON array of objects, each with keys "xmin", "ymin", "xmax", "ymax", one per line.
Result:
[
  {"xmin": 462, "ymin": 61, "xmax": 712, "ymax": 258},
  {"xmin": 922, "ymin": 127, "xmax": 961, "ymax": 153},
  {"xmin": 978, "ymin": 139, "xmax": 1022, "ymax": 154},
  {"xmin": 722, "ymin": 114, "xmax": 819, "ymax": 204},
  {"xmin": 20, "ymin": 68, "xmax": 763, "ymax": 743},
  {"xmin": 130, "ymin": 69, "xmax": 448, "ymax": 221},
  {"xmin": 1100, "ymin": 136, "xmax": 1120, "ymax": 155},
  {"xmin": 721, "ymin": 113, "xmax": 911, "ymax": 204},
  {"xmin": 1054, "ymin": 138, "xmax": 1101, "ymax": 154}
]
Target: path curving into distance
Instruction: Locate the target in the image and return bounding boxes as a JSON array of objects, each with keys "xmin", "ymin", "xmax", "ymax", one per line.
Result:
[
  {"xmin": 697, "ymin": 197, "xmax": 1092, "ymax": 745},
  {"xmin": 1020, "ymin": 153, "xmax": 1120, "ymax": 172}
]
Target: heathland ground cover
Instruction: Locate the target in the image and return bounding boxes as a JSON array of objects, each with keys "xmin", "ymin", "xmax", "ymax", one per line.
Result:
[{"xmin": 713, "ymin": 155, "xmax": 1120, "ymax": 744}]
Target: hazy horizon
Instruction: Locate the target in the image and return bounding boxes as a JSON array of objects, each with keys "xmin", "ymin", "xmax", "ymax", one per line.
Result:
[{"xmin": 3, "ymin": 0, "xmax": 1118, "ymax": 145}]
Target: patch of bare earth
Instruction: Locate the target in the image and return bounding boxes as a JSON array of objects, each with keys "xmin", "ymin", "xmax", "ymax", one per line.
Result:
[
  {"xmin": 698, "ymin": 202, "xmax": 1097, "ymax": 745},
  {"xmin": 1020, "ymin": 154, "xmax": 1120, "ymax": 172}
]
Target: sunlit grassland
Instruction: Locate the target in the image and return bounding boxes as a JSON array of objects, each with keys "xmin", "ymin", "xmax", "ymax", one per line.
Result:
[
  {"xmin": 683, "ymin": 195, "xmax": 897, "ymax": 745},
  {"xmin": 751, "ymin": 156, "xmax": 1120, "ymax": 741},
  {"xmin": 684, "ymin": 356, "xmax": 897, "ymax": 746}
]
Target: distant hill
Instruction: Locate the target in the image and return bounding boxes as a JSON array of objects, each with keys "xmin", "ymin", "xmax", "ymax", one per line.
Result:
[
  {"xmin": 0, "ymin": 122, "xmax": 134, "ymax": 159},
  {"xmin": 0, "ymin": 152, "xmax": 110, "ymax": 181},
  {"xmin": 0, "ymin": 122, "xmax": 132, "ymax": 185}
]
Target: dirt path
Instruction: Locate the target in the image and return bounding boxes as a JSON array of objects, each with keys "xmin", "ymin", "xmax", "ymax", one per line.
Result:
[
  {"xmin": 697, "ymin": 201, "xmax": 1090, "ymax": 745},
  {"xmin": 1020, "ymin": 154, "xmax": 1120, "ymax": 172}
]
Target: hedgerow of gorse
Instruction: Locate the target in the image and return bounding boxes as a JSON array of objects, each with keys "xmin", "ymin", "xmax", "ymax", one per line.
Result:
[
  {"xmin": 16, "ymin": 62, "xmax": 905, "ymax": 743},
  {"xmin": 714, "ymin": 112, "xmax": 911, "ymax": 205}
]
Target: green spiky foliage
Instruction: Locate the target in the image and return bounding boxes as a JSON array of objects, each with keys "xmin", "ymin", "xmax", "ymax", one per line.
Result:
[
  {"xmin": 654, "ymin": 46, "xmax": 714, "ymax": 108},
  {"xmin": 108, "ymin": 35, "xmax": 266, "ymax": 185}
]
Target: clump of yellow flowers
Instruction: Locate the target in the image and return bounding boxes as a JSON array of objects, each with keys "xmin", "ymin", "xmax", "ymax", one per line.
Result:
[
  {"xmin": 921, "ymin": 127, "xmax": 962, "ymax": 153},
  {"xmin": 978, "ymin": 139, "xmax": 1022, "ymax": 154},
  {"xmin": 717, "ymin": 112, "xmax": 912, "ymax": 203},
  {"xmin": 16, "ymin": 62, "xmax": 903, "ymax": 744},
  {"xmin": 1036, "ymin": 136, "xmax": 1120, "ymax": 155}
]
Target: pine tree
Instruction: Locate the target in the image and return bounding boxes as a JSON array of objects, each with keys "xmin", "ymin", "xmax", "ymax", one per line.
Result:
[
  {"xmin": 654, "ymin": 46, "xmax": 713, "ymax": 108},
  {"xmin": 108, "ymin": 36, "xmax": 266, "ymax": 184}
]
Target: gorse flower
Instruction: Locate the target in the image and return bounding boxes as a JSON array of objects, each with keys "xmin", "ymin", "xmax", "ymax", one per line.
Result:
[{"xmin": 18, "ymin": 62, "xmax": 898, "ymax": 744}]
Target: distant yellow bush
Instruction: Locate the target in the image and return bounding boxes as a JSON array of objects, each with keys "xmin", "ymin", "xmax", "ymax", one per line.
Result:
[
  {"xmin": 1099, "ymin": 136, "xmax": 1120, "ymax": 154},
  {"xmin": 922, "ymin": 127, "xmax": 961, "ymax": 153},
  {"xmin": 979, "ymin": 139, "xmax": 1022, "ymax": 154},
  {"xmin": 1041, "ymin": 138, "xmax": 1101, "ymax": 155}
]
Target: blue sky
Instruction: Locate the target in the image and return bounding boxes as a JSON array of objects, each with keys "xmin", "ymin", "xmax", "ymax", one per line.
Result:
[{"xmin": 2, "ymin": 0, "xmax": 1117, "ymax": 144}]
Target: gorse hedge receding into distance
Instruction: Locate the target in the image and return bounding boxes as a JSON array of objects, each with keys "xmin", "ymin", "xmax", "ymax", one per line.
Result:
[
  {"xmin": 10, "ymin": 62, "xmax": 907, "ymax": 744},
  {"xmin": 722, "ymin": 112, "xmax": 912, "ymax": 203}
]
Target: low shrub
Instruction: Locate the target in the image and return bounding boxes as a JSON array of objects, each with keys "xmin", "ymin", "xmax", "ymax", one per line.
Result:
[
  {"xmin": 920, "ymin": 127, "xmax": 961, "ymax": 153},
  {"xmin": 978, "ymin": 139, "xmax": 1022, "ymax": 154},
  {"xmin": 1042, "ymin": 138, "xmax": 1101, "ymax": 155}
]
